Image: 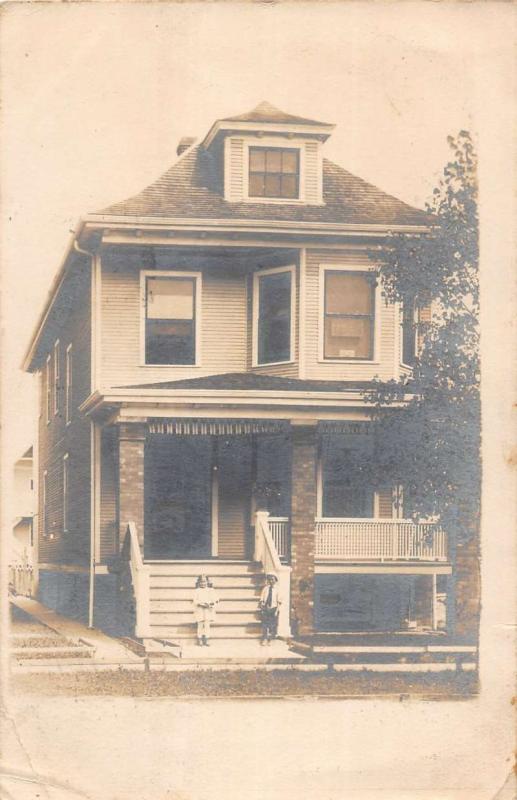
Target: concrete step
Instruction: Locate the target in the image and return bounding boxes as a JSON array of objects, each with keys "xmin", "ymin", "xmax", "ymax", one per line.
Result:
[
  {"xmin": 146, "ymin": 561, "xmax": 262, "ymax": 576},
  {"xmin": 149, "ymin": 574, "xmax": 264, "ymax": 589},
  {"xmin": 150, "ymin": 598, "xmax": 261, "ymax": 613},
  {"xmin": 150, "ymin": 586, "xmax": 262, "ymax": 601},
  {"xmin": 150, "ymin": 612, "xmax": 262, "ymax": 626},
  {"xmin": 149, "ymin": 624, "xmax": 262, "ymax": 639}
]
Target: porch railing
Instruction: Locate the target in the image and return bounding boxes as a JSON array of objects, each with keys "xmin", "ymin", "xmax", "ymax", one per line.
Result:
[
  {"xmin": 9, "ymin": 562, "xmax": 35, "ymax": 597},
  {"xmin": 268, "ymin": 517, "xmax": 290, "ymax": 561},
  {"xmin": 315, "ymin": 519, "xmax": 448, "ymax": 562},
  {"xmin": 254, "ymin": 511, "xmax": 292, "ymax": 637},
  {"xmin": 124, "ymin": 521, "xmax": 151, "ymax": 638}
]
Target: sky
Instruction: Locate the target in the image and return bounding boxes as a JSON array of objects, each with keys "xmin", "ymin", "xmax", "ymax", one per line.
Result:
[
  {"xmin": 1, "ymin": 0, "xmax": 493, "ymax": 464},
  {"xmin": 0, "ymin": 4, "xmax": 515, "ymax": 791}
]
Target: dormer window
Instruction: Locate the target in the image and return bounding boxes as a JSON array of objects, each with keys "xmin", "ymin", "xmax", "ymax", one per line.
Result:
[{"xmin": 249, "ymin": 147, "xmax": 299, "ymax": 199}]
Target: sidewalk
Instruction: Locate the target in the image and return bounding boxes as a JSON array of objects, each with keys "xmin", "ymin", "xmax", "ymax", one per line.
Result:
[{"xmin": 9, "ymin": 596, "xmax": 144, "ymax": 670}]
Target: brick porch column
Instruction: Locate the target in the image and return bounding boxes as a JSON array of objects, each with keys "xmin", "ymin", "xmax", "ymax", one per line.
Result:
[
  {"xmin": 118, "ymin": 422, "xmax": 147, "ymax": 550},
  {"xmin": 454, "ymin": 536, "xmax": 480, "ymax": 640},
  {"xmin": 290, "ymin": 422, "xmax": 318, "ymax": 636}
]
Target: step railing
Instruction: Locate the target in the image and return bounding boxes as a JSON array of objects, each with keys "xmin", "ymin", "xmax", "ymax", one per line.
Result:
[
  {"xmin": 123, "ymin": 521, "xmax": 151, "ymax": 638},
  {"xmin": 9, "ymin": 562, "xmax": 35, "ymax": 597},
  {"xmin": 254, "ymin": 511, "xmax": 292, "ymax": 638},
  {"xmin": 315, "ymin": 519, "xmax": 448, "ymax": 561},
  {"xmin": 268, "ymin": 517, "xmax": 290, "ymax": 561}
]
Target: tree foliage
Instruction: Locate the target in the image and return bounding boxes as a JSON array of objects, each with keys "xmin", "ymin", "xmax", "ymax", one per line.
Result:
[{"xmin": 365, "ymin": 131, "xmax": 479, "ymax": 539}]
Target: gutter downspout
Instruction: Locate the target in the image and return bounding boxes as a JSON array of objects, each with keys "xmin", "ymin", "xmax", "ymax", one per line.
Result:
[{"xmin": 73, "ymin": 239, "xmax": 98, "ymax": 630}]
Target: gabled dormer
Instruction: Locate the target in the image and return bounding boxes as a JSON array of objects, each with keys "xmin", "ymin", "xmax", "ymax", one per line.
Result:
[{"xmin": 201, "ymin": 101, "xmax": 334, "ymax": 205}]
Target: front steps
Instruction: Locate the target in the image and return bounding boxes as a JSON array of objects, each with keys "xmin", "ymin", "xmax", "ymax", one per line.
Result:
[{"xmin": 147, "ymin": 560, "xmax": 266, "ymax": 642}]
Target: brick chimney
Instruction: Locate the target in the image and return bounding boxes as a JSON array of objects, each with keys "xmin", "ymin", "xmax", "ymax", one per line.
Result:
[{"xmin": 176, "ymin": 137, "xmax": 196, "ymax": 156}]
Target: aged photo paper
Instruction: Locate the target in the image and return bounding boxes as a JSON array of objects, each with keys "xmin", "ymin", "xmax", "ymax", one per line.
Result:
[{"xmin": 0, "ymin": 3, "xmax": 515, "ymax": 799}]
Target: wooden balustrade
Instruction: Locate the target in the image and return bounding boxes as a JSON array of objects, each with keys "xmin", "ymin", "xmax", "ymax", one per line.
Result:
[
  {"xmin": 268, "ymin": 517, "xmax": 290, "ymax": 560},
  {"xmin": 315, "ymin": 519, "xmax": 448, "ymax": 561}
]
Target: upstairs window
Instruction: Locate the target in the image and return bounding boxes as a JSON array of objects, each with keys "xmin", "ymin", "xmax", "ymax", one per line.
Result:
[
  {"xmin": 45, "ymin": 356, "xmax": 52, "ymax": 423},
  {"xmin": 254, "ymin": 267, "xmax": 294, "ymax": 365},
  {"xmin": 53, "ymin": 340, "xmax": 60, "ymax": 414},
  {"xmin": 322, "ymin": 270, "xmax": 376, "ymax": 360},
  {"xmin": 249, "ymin": 147, "xmax": 299, "ymax": 199},
  {"xmin": 65, "ymin": 344, "xmax": 73, "ymax": 423},
  {"xmin": 143, "ymin": 272, "xmax": 200, "ymax": 365},
  {"xmin": 401, "ymin": 300, "xmax": 417, "ymax": 366}
]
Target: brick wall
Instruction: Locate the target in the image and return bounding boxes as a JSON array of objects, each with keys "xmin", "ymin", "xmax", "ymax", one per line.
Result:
[
  {"xmin": 118, "ymin": 422, "xmax": 146, "ymax": 550},
  {"xmin": 455, "ymin": 535, "xmax": 480, "ymax": 640},
  {"xmin": 290, "ymin": 424, "xmax": 317, "ymax": 636}
]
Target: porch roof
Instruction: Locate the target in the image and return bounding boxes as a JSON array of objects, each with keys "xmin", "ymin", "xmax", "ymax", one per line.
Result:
[{"xmin": 117, "ymin": 372, "xmax": 374, "ymax": 393}]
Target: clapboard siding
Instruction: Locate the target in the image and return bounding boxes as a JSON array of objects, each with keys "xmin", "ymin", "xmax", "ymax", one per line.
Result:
[
  {"xmin": 304, "ymin": 140, "xmax": 321, "ymax": 204},
  {"xmin": 38, "ymin": 267, "xmax": 91, "ymax": 567},
  {"xmin": 304, "ymin": 248, "xmax": 397, "ymax": 382},
  {"xmin": 100, "ymin": 260, "xmax": 248, "ymax": 387}
]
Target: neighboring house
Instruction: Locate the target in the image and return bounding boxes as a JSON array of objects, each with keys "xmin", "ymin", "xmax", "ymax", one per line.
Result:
[
  {"xmin": 10, "ymin": 446, "xmax": 35, "ymax": 596},
  {"xmin": 23, "ymin": 102, "xmax": 476, "ymax": 647}
]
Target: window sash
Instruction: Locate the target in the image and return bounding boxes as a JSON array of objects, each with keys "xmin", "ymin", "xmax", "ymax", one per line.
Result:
[
  {"xmin": 65, "ymin": 345, "xmax": 73, "ymax": 423},
  {"xmin": 323, "ymin": 271, "xmax": 375, "ymax": 360},
  {"xmin": 63, "ymin": 456, "xmax": 69, "ymax": 533},
  {"xmin": 144, "ymin": 276, "xmax": 197, "ymax": 365},
  {"xmin": 249, "ymin": 147, "xmax": 300, "ymax": 199},
  {"xmin": 45, "ymin": 357, "xmax": 52, "ymax": 422},
  {"xmin": 401, "ymin": 301, "xmax": 417, "ymax": 366},
  {"xmin": 53, "ymin": 342, "xmax": 60, "ymax": 414},
  {"xmin": 256, "ymin": 270, "xmax": 293, "ymax": 365}
]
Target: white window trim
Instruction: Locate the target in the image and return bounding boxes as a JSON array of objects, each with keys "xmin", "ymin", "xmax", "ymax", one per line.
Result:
[
  {"xmin": 42, "ymin": 470, "xmax": 48, "ymax": 538},
  {"xmin": 65, "ymin": 344, "xmax": 73, "ymax": 424},
  {"xmin": 139, "ymin": 269, "xmax": 202, "ymax": 368},
  {"xmin": 241, "ymin": 137, "xmax": 307, "ymax": 204},
  {"xmin": 53, "ymin": 340, "xmax": 60, "ymax": 415},
  {"xmin": 45, "ymin": 355, "xmax": 51, "ymax": 424},
  {"xmin": 318, "ymin": 264, "xmax": 381, "ymax": 364},
  {"xmin": 63, "ymin": 454, "xmax": 69, "ymax": 533},
  {"xmin": 252, "ymin": 264, "xmax": 296, "ymax": 368}
]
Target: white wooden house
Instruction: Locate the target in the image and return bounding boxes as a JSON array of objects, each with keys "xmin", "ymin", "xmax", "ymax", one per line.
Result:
[{"xmin": 24, "ymin": 102, "xmax": 471, "ymax": 649}]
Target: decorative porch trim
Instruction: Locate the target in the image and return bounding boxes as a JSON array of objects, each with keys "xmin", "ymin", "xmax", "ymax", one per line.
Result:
[{"xmin": 148, "ymin": 418, "xmax": 290, "ymax": 435}]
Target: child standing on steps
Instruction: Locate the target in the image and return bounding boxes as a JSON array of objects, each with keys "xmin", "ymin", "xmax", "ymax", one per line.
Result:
[
  {"xmin": 193, "ymin": 575, "xmax": 219, "ymax": 646},
  {"xmin": 259, "ymin": 573, "xmax": 281, "ymax": 645}
]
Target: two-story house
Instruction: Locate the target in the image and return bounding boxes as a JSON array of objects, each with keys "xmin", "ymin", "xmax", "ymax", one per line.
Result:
[{"xmin": 24, "ymin": 102, "xmax": 472, "ymax": 651}]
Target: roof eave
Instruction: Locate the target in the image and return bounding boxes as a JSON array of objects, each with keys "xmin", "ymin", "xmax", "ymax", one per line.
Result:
[
  {"xmin": 201, "ymin": 119, "xmax": 336, "ymax": 149},
  {"xmin": 22, "ymin": 220, "xmax": 90, "ymax": 373}
]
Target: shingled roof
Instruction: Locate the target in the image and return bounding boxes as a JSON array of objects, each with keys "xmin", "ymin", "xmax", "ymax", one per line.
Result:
[
  {"xmin": 219, "ymin": 100, "xmax": 331, "ymax": 127},
  {"xmin": 117, "ymin": 372, "xmax": 374, "ymax": 392},
  {"xmin": 95, "ymin": 145, "xmax": 432, "ymax": 227}
]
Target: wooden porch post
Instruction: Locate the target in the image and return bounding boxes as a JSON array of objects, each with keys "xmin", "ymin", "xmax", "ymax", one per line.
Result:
[{"xmin": 118, "ymin": 421, "xmax": 146, "ymax": 551}]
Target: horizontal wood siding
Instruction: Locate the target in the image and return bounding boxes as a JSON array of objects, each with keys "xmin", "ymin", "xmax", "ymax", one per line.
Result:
[
  {"xmin": 304, "ymin": 248, "xmax": 397, "ymax": 382},
  {"xmin": 377, "ymin": 489, "xmax": 394, "ymax": 519},
  {"xmin": 304, "ymin": 140, "xmax": 321, "ymax": 204},
  {"xmin": 226, "ymin": 137, "xmax": 245, "ymax": 201},
  {"xmin": 38, "ymin": 267, "xmax": 91, "ymax": 567},
  {"xmin": 100, "ymin": 257, "xmax": 248, "ymax": 387}
]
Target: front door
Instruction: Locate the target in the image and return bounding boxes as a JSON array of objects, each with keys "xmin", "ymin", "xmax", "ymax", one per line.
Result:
[{"xmin": 216, "ymin": 439, "xmax": 252, "ymax": 560}]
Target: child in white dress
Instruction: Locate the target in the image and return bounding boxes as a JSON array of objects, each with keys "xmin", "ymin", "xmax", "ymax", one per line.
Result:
[{"xmin": 193, "ymin": 575, "xmax": 219, "ymax": 646}]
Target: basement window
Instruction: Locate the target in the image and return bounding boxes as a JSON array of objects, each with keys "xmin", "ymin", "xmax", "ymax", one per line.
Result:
[{"xmin": 142, "ymin": 271, "xmax": 201, "ymax": 366}]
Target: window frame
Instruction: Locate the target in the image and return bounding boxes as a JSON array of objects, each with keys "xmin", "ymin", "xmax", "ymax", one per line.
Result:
[
  {"xmin": 248, "ymin": 146, "xmax": 300, "ymax": 200},
  {"xmin": 318, "ymin": 265, "xmax": 379, "ymax": 363},
  {"xmin": 242, "ymin": 138, "xmax": 306, "ymax": 204},
  {"xmin": 252, "ymin": 265, "xmax": 296, "ymax": 367},
  {"xmin": 140, "ymin": 269, "xmax": 202, "ymax": 368},
  {"xmin": 316, "ymin": 449, "xmax": 395, "ymax": 521},
  {"xmin": 53, "ymin": 340, "xmax": 60, "ymax": 415},
  {"xmin": 42, "ymin": 470, "xmax": 48, "ymax": 538},
  {"xmin": 45, "ymin": 355, "xmax": 52, "ymax": 424},
  {"xmin": 400, "ymin": 299, "xmax": 418, "ymax": 368},
  {"xmin": 65, "ymin": 344, "xmax": 73, "ymax": 424},
  {"xmin": 63, "ymin": 454, "xmax": 69, "ymax": 533}
]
